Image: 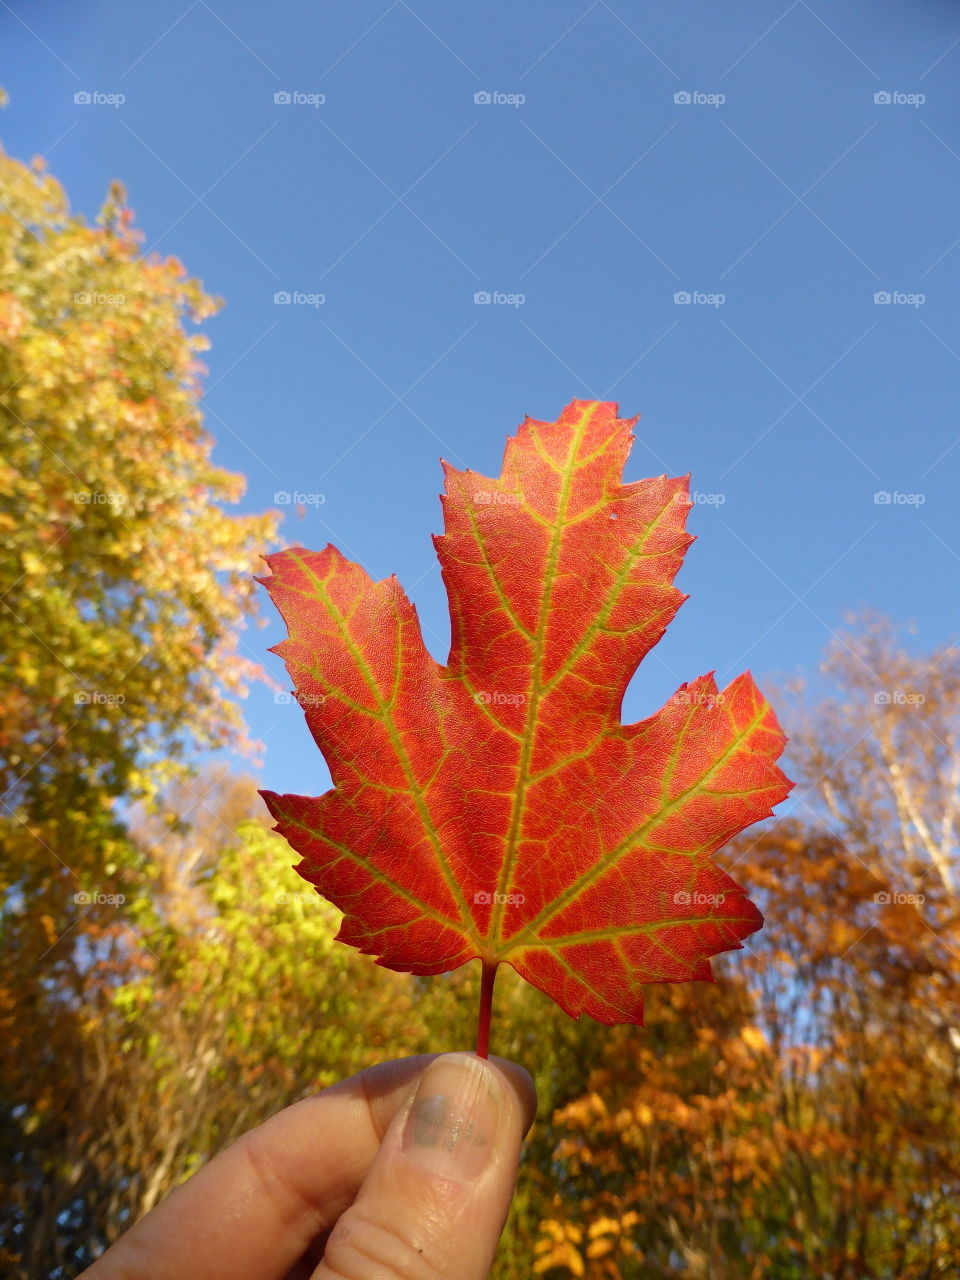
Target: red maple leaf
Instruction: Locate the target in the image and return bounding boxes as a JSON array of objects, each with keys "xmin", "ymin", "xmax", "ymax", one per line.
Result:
[{"xmin": 259, "ymin": 400, "xmax": 792, "ymax": 1052}]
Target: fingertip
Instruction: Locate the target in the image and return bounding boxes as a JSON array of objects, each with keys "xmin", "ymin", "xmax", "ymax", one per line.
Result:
[
  {"xmin": 484, "ymin": 1054, "xmax": 539, "ymax": 1136},
  {"xmin": 352, "ymin": 1052, "xmax": 538, "ymax": 1140}
]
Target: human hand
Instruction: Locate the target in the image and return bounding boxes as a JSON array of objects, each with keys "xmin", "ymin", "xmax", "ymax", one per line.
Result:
[{"xmin": 81, "ymin": 1052, "xmax": 537, "ymax": 1280}]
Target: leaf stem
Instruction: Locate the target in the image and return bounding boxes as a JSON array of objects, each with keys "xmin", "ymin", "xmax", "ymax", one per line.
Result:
[{"xmin": 476, "ymin": 961, "xmax": 498, "ymax": 1059}]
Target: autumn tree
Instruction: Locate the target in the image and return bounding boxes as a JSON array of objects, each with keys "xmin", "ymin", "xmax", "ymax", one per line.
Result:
[
  {"xmin": 536, "ymin": 618, "xmax": 960, "ymax": 1279},
  {"xmin": 4, "ymin": 772, "xmax": 412, "ymax": 1277},
  {"xmin": 0, "ymin": 134, "xmax": 277, "ymax": 902},
  {"xmin": 0, "ymin": 126, "xmax": 278, "ymax": 1273},
  {"xmin": 745, "ymin": 616, "xmax": 960, "ymax": 1277}
]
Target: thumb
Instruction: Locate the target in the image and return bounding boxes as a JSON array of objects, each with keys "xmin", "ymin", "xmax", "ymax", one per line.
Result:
[{"xmin": 313, "ymin": 1051, "xmax": 536, "ymax": 1280}]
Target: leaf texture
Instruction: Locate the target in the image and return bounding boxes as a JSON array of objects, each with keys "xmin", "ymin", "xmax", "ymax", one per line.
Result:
[{"xmin": 260, "ymin": 400, "xmax": 792, "ymax": 1023}]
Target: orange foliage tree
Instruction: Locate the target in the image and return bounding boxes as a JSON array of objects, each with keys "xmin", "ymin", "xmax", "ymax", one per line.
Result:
[
  {"xmin": 0, "ymin": 128, "xmax": 278, "ymax": 1274},
  {"xmin": 534, "ymin": 618, "xmax": 960, "ymax": 1279}
]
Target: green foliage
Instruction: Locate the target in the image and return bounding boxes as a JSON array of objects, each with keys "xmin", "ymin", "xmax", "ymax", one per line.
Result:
[
  {"xmin": 0, "ymin": 142, "xmax": 277, "ymax": 909},
  {"xmin": 0, "ymin": 132, "xmax": 277, "ymax": 1276}
]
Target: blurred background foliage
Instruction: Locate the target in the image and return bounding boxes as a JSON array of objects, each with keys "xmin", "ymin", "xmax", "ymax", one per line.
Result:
[{"xmin": 1, "ymin": 136, "xmax": 958, "ymax": 1279}]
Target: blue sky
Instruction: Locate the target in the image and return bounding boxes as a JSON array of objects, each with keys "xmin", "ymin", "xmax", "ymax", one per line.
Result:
[{"xmin": 3, "ymin": 0, "xmax": 959, "ymax": 801}]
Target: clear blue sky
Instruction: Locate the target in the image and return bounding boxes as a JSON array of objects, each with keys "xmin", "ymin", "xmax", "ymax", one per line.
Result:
[{"xmin": 3, "ymin": 0, "xmax": 959, "ymax": 800}]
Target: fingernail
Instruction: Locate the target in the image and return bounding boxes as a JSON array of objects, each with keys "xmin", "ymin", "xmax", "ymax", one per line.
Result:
[{"xmin": 402, "ymin": 1054, "xmax": 503, "ymax": 1182}]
